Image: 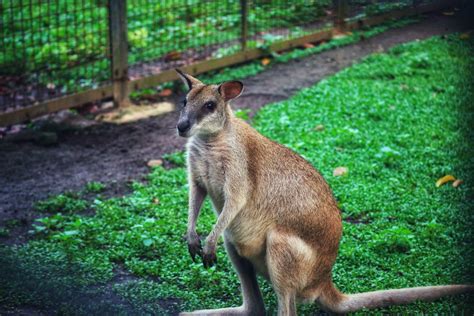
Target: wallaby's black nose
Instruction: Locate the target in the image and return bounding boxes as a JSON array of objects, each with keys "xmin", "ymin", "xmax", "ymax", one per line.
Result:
[{"xmin": 177, "ymin": 120, "xmax": 191, "ymax": 133}]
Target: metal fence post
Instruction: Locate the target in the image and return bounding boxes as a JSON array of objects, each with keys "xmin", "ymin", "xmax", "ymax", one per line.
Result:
[
  {"xmin": 240, "ymin": 0, "xmax": 249, "ymax": 50},
  {"xmin": 109, "ymin": 0, "xmax": 130, "ymax": 108},
  {"xmin": 333, "ymin": 0, "xmax": 348, "ymax": 32}
]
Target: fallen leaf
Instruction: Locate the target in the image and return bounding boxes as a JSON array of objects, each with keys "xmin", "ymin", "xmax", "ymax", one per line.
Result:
[
  {"xmin": 452, "ymin": 179, "xmax": 463, "ymax": 188},
  {"xmin": 152, "ymin": 198, "xmax": 160, "ymax": 204},
  {"xmin": 261, "ymin": 58, "xmax": 271, "ymax": 66},
  {"xmin": 459, "ymin": 32, "xmax": 470, "ymax": 40},
  {"xmin": 158, "ymin": 88, "xmax": 173, "ymax": 97},
  {"xmin": 442, "ymin": 11, "xmax": 454, "ymax": 16},
  {"xmin": 147, "ymin": 159, "xmax": 163, "ymax": 167},
  {"xmin": 333, "ymin": 167, "xmax": 348, "ymax": 177},
  {"xmin": 435, "ymin": 175, "xmax": 455, "ymax": 187},
  {"xmin": 164, "ymin": 51, "xmax": 181, "ymax": 62},
  {"xmin": 314, "ymin": 124, "xmax": 324, "ymax": 131},
  {"xmin": 302, "ymin": 43, "xmax": 315, "ymax": 49}
]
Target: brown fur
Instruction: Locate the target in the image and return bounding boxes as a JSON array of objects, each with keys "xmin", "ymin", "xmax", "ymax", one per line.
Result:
[{"xmin": 175, "ymin": 70, "xmax": 473, "ymax": 316}]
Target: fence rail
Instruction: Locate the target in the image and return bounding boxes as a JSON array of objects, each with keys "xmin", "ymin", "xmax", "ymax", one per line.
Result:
[{"xmin": 0, "ymin": 0, "xmax": 457, "ymax": 127}]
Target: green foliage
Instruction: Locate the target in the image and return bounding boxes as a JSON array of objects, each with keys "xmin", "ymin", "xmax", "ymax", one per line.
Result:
[
  {"xmin": 364, "ymin": 0, "xmax": 411, "ymax": 16},
  {"xmin": 0, "ymin": 228, "xmax": 10, "ymax": 238},
  {"xmin": 1, "ymin": 35, "xmax": 473, "ymax": 314},
  {"xmin": 234, "ymin": 108, "xmax": 251, "ymax": 121},
  {"xmin": 85, "ymin": 181, "xmax": 106, "ymax": 193},
  {"xmin": 34, "ymin": 193, "xmax": 88, "ymax": 214},
  {"xmin": 162, "ymin": 151, "xmax": 186, "ymax": 168}
]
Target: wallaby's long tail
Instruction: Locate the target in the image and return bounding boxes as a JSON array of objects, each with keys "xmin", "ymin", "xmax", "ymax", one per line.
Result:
[{"xmin": 318, "ymin": 282, "xmax": 474, "ymax": 313}]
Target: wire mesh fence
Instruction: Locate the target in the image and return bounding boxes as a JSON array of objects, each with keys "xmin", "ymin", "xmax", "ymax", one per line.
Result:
[
  {"xmin": 127, "ymin": 0, "xmax": 243, "ymax": 79},
  {"xmin": 0, "ymin": 0, "xmax": 453, "ymax": 125},
  {"xmin": 0, "ymin": 0, "xmax": 110, "ymax": 112},
  {"xmin": 346, "ymin": 0, "xmax": 416, "ymax": 20},
  {"xmin": 248, "ymin": 0, "xmax": 333, "ymax": 46}
]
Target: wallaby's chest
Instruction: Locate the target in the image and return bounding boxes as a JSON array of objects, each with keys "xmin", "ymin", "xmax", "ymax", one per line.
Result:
[{"xmin": 188, "ymin": 140, "xmax": 228, "ymax": 209}]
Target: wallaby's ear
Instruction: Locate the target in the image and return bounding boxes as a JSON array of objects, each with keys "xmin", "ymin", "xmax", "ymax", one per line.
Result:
[
  {"xmin": 218, "ymin": 81, "xmax": 244, "ymax": 101},
  {"xmin": 175, "ymin": 68, "xmax": 202, "ymax": 91}
]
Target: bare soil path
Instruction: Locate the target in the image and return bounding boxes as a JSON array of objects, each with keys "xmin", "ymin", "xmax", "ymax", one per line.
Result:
[{"xmin": 0, "ymin": 11, "xmax": 472, "ymax": 244}]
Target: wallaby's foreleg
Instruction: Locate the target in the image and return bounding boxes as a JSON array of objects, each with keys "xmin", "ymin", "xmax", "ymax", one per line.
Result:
[
  {"xmin": 202, "ymin": 189, "xmax": 245, "ymax": 267},
  {"xmin": 186, "ymin": 180, "xmax": 207, "ymax": 261}
]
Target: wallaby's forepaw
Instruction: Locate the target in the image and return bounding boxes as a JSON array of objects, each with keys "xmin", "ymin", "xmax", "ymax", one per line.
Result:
[
  {"xmin": 186, "ymin": 231, "xmax": 202, "ymax": 262},
  {"xmin": 202, "ymin": 244, "xmax": 217, "ymax": 268}
]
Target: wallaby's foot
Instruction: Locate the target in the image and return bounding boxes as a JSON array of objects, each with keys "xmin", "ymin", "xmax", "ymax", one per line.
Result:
[
  {"xmin": 186, "ymin": 231, "xmax": 202, "ymax": 262},
  {"xmin": 179, "ymin": 305, "xmax": 265, "ymax": 316},
  {"xmin": 202, "ymin": 243, "xmax": 217, "ymax": 268}
]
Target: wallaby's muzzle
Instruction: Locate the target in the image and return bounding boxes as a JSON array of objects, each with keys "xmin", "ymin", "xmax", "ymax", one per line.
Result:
[{"xmin": 177, "ymin": 118, "xmax": 191, "ymax": 137}]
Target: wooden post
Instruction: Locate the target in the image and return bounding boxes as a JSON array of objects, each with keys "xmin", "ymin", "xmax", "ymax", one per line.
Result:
[
  {"xmin": 333, "ymin": 0, "xmax": 348, "ymax": 32},
  {"xmin": 240, "ymin": 0, "xmax": 249, "ymax": 50},
  {"xmin": 109, "ymin": 0, "xmax": 130, "ymax": 107}
]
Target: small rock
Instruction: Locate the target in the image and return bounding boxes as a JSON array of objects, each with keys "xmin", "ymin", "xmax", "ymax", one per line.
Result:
[
  {"xmin": 147, "ymin": 159, "xmax": 163, "ymax": 167},
  {"xmin": 101, "ymin": 101, "xmax": 114, "ymax": 110},
  {"xmin": 314, "ymin": 124, "xmax": 324, "ymax": 131},
  {"xmin": 333, "ymin": 167, "xmax": 348, "ymax": 177}
]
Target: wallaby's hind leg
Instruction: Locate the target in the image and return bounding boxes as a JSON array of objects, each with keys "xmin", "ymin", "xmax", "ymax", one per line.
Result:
[
  {"xmin": 180, "ymin": 237, "xmax": 265, "ymax": 316},
  {"xmin": 275, "ymin": 292, "xmax": 296, "ymax": 316},
  {"xmin": 267, "ymin": 228, "xmax": 316, "ymax": 316}
]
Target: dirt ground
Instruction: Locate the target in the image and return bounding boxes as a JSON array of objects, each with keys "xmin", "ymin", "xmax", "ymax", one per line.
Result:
[{"xmin": 0, "ymin": 12, "xmax": 472, "ymax": 245}]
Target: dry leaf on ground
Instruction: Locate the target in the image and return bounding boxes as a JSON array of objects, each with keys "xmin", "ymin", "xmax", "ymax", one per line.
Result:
[
  {"xmin": 158, "ymin": 89, "xmax": 173, "ymax": 97},
  {"xmin": 164, "ymin": 51, "xmax": 181, "ymax": 62},
  {"xmin": 333, "ymin": 167, "xmax": 348, "ymax": 177},
  {"xmin": 261, "ymin": 58, "xmax": 271, "ymax": 66}
]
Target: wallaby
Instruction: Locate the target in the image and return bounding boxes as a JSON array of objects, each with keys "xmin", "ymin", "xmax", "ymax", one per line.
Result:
[{"xmin": 175, "ymin": 69, "xmax": 473, "ymax": 315}]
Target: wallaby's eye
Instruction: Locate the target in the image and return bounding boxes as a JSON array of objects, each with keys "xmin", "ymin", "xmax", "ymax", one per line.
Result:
[{"xmin": 204, "ymin": 101, "xmax": 216, "ymax": 111}]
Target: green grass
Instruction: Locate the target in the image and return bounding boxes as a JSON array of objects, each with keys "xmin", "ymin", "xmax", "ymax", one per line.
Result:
[{"xmin": 1, "ymin": 34, "xmax": 473, "ymax": 315}]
